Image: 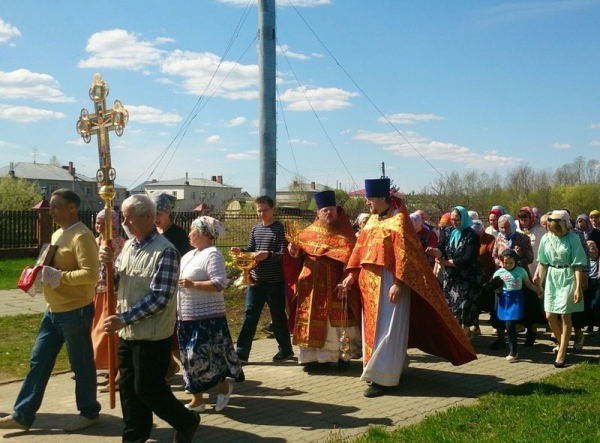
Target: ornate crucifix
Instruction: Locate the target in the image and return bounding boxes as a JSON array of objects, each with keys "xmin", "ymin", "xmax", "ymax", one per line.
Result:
[{"xmin": 76, "ymin": 73, "xmax": 128, "ymax": 409}]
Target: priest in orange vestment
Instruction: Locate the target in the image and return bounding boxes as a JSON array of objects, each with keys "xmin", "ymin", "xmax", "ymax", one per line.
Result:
[
  {"xmin": 288, "ymin": 190, "xmax": 362, "ymax": 372},
  {"xmin": 339, "ymin": 178, "xmax": 477, "ymax": 398}
]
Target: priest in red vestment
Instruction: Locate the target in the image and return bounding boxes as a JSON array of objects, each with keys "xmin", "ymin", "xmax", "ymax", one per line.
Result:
[
  {"xmin": 338, "ymin": 178, "xmax": 477, "ymax": 397},
  {"xmin": 288, "ymin": 190, "xmax": 362, "ymax": 372}
]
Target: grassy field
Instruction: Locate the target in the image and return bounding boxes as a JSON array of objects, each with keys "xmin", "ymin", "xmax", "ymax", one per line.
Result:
[{"xmin": 0, "ymin": 258, "xmax": 33, "ymax": 290}]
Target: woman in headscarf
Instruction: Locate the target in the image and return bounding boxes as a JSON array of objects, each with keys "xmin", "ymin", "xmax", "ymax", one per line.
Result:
[
  {"xmin": 491, "ymin": 214, "xmax": 541, "ymax": 346},
  {"xmin": 485, "ymin": 205, "xmax": 506, "ymax": 238},
  {"xmin": 538, "ymin": 210, "xmax": 587, "ymax": 367},
  {"xmin": 92, "ymin": 209, "xmax": 126, "ymax": 378},
  {"xmin": 517, "ymin": 206, "xmax": 547, "ymax": 278},
  {"xmin": 426, "ymin": 206, "xmax": 482, "ymax": 338},
  {"xmin": 432, "ymin": 212, "xmax": 453, "ymax": 284},
  {"xmin": 177, "ymin": 216, "xmax": 245, "ymax": 412}
]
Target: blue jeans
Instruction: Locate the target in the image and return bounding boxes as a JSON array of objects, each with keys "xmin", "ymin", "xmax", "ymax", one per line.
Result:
[
  {"xmin": 12, "ymin": 303, "xmax": 100, "ymax": 427},
  {"xmin": 236, "ymin": 280, "xmax": 292, "ymax": 360}
]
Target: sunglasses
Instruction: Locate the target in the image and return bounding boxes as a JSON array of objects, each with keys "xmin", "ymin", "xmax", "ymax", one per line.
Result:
[{"xmin": 547, "ymin": 218, "xmax": 563, "ymax": 223}]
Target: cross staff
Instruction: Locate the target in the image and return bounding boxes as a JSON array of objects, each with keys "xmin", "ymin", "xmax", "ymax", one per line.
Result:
[{"xmin": 76, "ymin": 73, "xmax": 128, "ymax": 409}]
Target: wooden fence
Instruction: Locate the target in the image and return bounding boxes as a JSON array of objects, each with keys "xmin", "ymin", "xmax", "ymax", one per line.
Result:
[{"xmin": 0, "ymin": 209, "xmax": 317, "ymax": 258}]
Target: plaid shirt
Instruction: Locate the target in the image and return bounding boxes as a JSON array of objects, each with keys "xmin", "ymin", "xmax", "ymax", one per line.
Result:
[{"xmin": 116, "ymin": 230, "xmax": 179, "ymax": 326}]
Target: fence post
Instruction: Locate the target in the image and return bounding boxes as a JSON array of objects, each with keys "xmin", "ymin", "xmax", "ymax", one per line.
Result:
[{"xmin": 32, "ymin": 199, "xmax": 53, "ymax": 248}]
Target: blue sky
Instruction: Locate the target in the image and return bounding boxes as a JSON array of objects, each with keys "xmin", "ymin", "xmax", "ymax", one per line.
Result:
[{"xmin": 1, "ymin": 0, "xmax": 599, "ymax": 196}]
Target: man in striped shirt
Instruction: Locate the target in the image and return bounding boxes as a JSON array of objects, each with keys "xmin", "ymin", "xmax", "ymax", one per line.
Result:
[{"xmin": 232, "ymin": 195, "xmax": 294, "ymax": 363}]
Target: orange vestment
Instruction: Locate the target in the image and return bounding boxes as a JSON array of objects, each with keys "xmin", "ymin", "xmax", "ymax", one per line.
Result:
[{"xmin": 346, "ymin": 204, "xmax": 476, "ymax": 366}]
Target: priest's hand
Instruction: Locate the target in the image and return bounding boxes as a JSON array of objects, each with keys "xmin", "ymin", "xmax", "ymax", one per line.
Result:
[{"xmin": 336, "ymin": 274, "xmax": 355, "ymax": 299}]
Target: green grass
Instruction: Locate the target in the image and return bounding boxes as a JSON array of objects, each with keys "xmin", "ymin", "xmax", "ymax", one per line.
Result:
[
  {"xmin": 337, "ymin": 362, "xmax": 600, "ymax": 443},
  {"xmin": 0, "ymin": 313, "xmax": 70, "ymax": 382},
  {"xmin": 0, "ymin": 257, "xmax": 33, "ymax": 290}
]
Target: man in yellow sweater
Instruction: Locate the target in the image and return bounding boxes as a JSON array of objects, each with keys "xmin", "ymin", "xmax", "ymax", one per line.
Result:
[{"xmin": 0, "ymin": 189, "xmax": 101, "ymax": 432}]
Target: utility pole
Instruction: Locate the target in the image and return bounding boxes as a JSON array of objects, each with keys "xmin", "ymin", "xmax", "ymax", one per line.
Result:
[
  {"xmin": 258, "ymin": 0, "xmax": 277, "ymax": 201},
  {"xmin": 381, "ymin": 162, "xmax": 387, "ymax": 179}
]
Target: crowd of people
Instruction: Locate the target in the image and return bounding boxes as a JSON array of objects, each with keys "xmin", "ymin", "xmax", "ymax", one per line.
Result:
[{"xmin": 1, "ymin": 184, "xmax": 598, "ymax": 441}]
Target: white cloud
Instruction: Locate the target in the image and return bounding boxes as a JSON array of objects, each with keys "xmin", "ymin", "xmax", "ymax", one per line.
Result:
[
  {"xmin": 279, "ymin": 87, "xmax": 358, "ymax": 111},
  {"xmin": 0, "ymin": 18, "xmax": 21, "ymax": 45},
  {"xmin": 288, "ymin": 138, "xmax": 314, "ymax": 145},
  {"xmin": 379, "ymin": 113, "xmax": 444, "ymax": 125},
  {"xmin": 207, "ymin": 135, "xmax": 221, "ymax": 143},
  {"xmin": 591, "ymin": 140, "xmax": 600, "ymax": 147},
  {"xmin": 0, "ymin": 140, "xmax": 9, "ymax": 148},
  {"xmin": 161, "ymin": 50, "xmax": 258, "ymax": 99},
  {"xmin": 354, "ymin": 130, "xmax": 522, "ymax": 169},
  {"xmin": 0, "ymin": 104, "xmax": 66, "ymax": 122},
  {"xmin": 227, "ymin": 149, "xmax": 258, "ymax": 160},
  {"xmin": 0, "ymin": 69, "xmax": 75, "ymax": 103},
  {"xmin": 226, "ymin": 116, "xmax": 247, "ymax": 127},
  {"xmin": 78, "ymin": 29, "xmax": 170, "ymax": 71},
  {"xmin": 277, "ymin": 44, "xmax": 309, "ymax": 60},
  {"xmin": 67, "ymin": 138, "xmax": 88, "ymax": 146},
  {"xmin": 552, "ymin": 142, "xmax": 571, "ymax": 149},
  {"xmin": 126, "ymin": 105, "xmax": 182, "ymax": 124},
  {"xmin": 217, "ymin": 0, "xmax": 330, "ymax": 6},
  {"xmin": 591, "ymin": 123, "xmax": 600, "ymax": 129}
]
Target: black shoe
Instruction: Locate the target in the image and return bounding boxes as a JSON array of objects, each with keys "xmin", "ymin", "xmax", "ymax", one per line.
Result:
[
  {"xmin": 363, "ymin": 383, "xmax": 388, "ymax": 398},
  {"xmin": 489, "ymin": 340, "xmax": 507, "ymax": 350},
  {"xmin": 174, "ymin": 414, "xmax": 200, "ymax": 443},
  {"xmin": 236, "ymin": 353, "xmax": 249, "ymax": 364},
  {"xmin": 272, "ymin": 350, "xmax": 295, "ymax": 362},
  {"xmin": 554, "ymin": 359, "xmax": 567, "ymax": 368}
]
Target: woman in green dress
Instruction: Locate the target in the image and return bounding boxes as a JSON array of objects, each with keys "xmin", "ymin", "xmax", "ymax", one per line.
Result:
[{"xmin": 538, "ymin": 210, "xmax": 587, "ymax": 368}]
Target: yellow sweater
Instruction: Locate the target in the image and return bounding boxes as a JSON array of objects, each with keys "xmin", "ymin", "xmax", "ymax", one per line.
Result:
[{"xmin": 44, "ymin": 222, "xmax": 99, "ymax": 313}]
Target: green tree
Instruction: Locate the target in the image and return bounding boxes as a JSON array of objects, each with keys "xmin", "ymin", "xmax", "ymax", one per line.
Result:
[{"xmin": 0, "ymin": 177, "xmax": 42, "ymax": 210}]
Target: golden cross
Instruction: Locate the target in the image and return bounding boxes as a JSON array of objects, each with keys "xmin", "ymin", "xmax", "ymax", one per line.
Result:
[
  {"xmin": 75, "ymin": 73, "xmax": 128, "ymax": 410},
  {"xmin": 76, "ymin": 73, "xmax": 128, "ymax": 189}
]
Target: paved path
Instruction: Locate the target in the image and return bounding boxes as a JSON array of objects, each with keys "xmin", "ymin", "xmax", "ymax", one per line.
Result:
[{"xmin": 1, "ymin": 289, "xmax": 599, "ymax": 442}]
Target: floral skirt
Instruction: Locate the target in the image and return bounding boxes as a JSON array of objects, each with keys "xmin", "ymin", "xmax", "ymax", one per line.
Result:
[{"xmin": 178, "ymin": 317, "xmax": 245, "ymax": 393}]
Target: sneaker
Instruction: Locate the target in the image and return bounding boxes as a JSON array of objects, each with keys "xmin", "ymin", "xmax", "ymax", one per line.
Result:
[
  {"xmin": 215, "ymin": 381, "xmax": 234, "ymax": 412},
  {"xmin": 185, "ymin": 402, "xmax": 206, "ymax": 413},
  {"xmin": 272, "ymin": 350, "xmax": 295, "ymax": 362},
  {"xmin": 506, "ymin": 354, "xmax": 519, "ymax": 363},
  {"xmin": 261, "ymin": 323, "xmax": 274, "ymax": 334},
  {"xmin": 0, "ymin": 415, "xmax": 30, "ymax": 431},
  {"xmin": 63, "ymin": 416, "xmax": 100, "ymax": 432}
]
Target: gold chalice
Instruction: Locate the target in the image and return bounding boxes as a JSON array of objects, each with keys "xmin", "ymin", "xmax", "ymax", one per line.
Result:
[{"xmin": 233, "ymin": 252, "xmax": 257, "ymax": 287}]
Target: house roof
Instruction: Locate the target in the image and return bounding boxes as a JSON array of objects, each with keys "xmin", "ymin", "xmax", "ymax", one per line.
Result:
[
  {"xmin": 0, "ymin": 162, "xmax": 126, "ymax": 189},
  {"xmin": 143, "ymin": 177, "xmax": 240, "ymax": 189}
]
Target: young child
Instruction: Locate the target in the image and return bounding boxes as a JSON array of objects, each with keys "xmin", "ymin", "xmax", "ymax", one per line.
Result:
[{"xmin": 493, "ymin": 249, "xmax": 542, "ymax": 362}]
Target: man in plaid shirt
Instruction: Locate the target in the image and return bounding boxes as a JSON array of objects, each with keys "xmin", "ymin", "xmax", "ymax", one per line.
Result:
[{"xmin": 100, "ymin": 194, "xmax": 199, "ymax": 443}]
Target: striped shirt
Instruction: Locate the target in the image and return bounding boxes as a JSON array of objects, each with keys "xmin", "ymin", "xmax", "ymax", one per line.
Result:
[
  {"xmin": 242, "ymin": 221, "xmax": 287, "ymax": 283},
  {"xmin": 115, "ymin": 230, "xmax": 179, "ymax": 326}
]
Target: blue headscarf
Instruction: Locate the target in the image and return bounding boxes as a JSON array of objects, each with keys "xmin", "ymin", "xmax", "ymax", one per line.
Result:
[
  {"xmin": 449, "ymin": 206, "xmax": 472, "ymax": 249},
  {"xmin": 577, "ymin": 214, "xmax": 594, "ymax": 239},
  {"xmin": 499, "ymin": 214, "xmax": 517, "ymax": 248}
]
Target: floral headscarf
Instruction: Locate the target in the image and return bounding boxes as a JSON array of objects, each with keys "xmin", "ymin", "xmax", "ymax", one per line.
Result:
[
  {"xmin": 150, "ymin": 191, "xmax": 177, "ymax": 213},
  {"xmin": 449, "ymin": 206, "xmax": 472, "ymax": 249},
  {"xmin": 96, "ymin": 209, "xmax": 120, "ymax": 237},
  {"xmin": 191, "ymin": 216, "xmax": 225, "ymax": 240}
]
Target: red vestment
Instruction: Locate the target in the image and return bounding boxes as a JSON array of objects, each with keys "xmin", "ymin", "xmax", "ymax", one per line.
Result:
[{"xmin": 290, "ymin": 208, "xmax": 360, "ymax": 349}]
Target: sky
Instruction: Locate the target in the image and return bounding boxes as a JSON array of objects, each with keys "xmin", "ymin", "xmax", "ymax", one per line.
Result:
[{"xmin": 1, "ymin": 0, "xmax": 600, "ymax": 196}]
